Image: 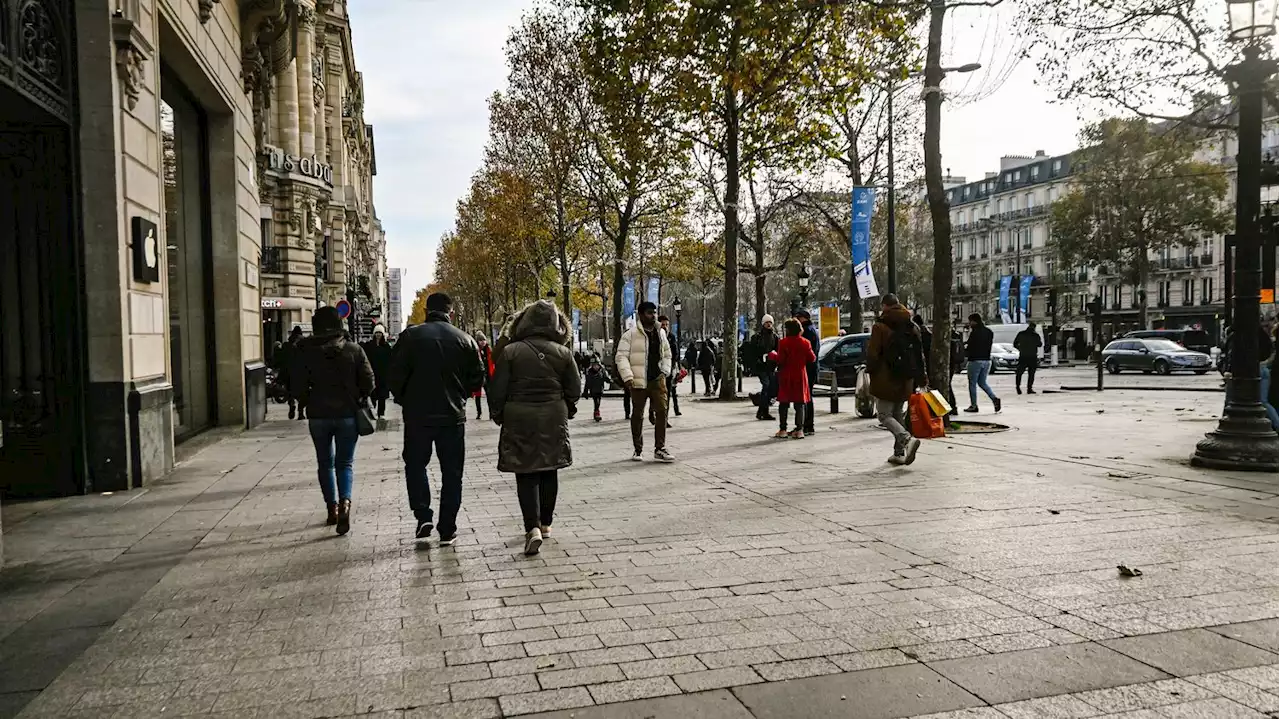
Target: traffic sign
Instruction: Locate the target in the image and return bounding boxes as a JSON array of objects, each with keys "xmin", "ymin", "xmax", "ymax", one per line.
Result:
[{"xmin": 335, "ymin": 299, "xmax": 352, "ymax": 319}]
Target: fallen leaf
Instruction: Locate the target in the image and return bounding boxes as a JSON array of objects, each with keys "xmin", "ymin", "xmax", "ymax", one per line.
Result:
[
  {"xmin": 1107, "ymin": 456, "xmax": 1124, "ymax": 460},
  {"xmin": 1095, "ymin": 409, "xmax": 1105, "ymax": 414},
  {"xmin": 1036, "ymin": 472, "xmax": 1045, "ymax": 477},
  {"xmin": 1048, "ymin": 510, "xmax": 1060, "ymax": 515},
  {"xmin": 537, "ymin": 660, "xmax": 557, "ymax": 669},
  {"xmin": 1117, "ymin": 564, "xmax": 1143, "ymax": 578},
  {"xmin": 1069, "ymin": 455, "xmax": 1089, "ymax": 459},
  {"xmin": 1108, "ymin": 471, "xmax": 1138, "ymax": 479}
]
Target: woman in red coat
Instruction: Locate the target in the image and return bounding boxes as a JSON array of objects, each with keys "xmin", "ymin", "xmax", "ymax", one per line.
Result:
[
  {"xmin": 767, "ymin": 318, "xmax": 817, "ymax": 438},
  {"xmin": 473, "ymin": 333, "xmax": 495, "ymax": 420}
]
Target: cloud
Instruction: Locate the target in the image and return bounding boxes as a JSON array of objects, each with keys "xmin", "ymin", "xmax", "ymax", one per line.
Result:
[{"xmin": 348, "ymin": 0, "xmax": 529, "ymax": 321}]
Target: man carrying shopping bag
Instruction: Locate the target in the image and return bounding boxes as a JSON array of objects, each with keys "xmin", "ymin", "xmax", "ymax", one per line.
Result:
[{"xmin": 865, "ymin": 294, "xmax": 929, "ymax": 465}]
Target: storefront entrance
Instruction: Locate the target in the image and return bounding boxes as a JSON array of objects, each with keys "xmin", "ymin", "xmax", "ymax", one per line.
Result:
[
  {"xmin": 161, "ymin": 74, "xmax": 216, "ymax": 441},
  {"xmin": 0, "ymin": 2, "xmax": 86, "ymax": 497}
]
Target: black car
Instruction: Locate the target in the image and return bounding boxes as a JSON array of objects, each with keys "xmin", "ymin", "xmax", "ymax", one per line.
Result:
[
  {"xmin": 817, "ymin": 333, "xmax": 870, "ymax": 388},
  {"xmin": 1122, "ymin": 328, "xmax": 1212, "ymax": 356},
  {"xmin": 1102, "ymin": 338, "xmax": 1213, "ymax": 375}
]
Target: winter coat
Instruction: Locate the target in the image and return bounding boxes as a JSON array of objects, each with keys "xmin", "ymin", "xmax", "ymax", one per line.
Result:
[
  {"xmin": 1014, "ymin": 329, "xmax": 1042, "ymax": 359},
  {"xmin": 488, "ymin": 301, "xmax": 581, "ymax": 474},
  {"xmin": 614, "ymin": 324, "xmax": 672, "ymax": 390},
  {"xmin": 965, "ymin": 325, "xmax": 995, "ymax": 361},
  {"xmin": 362, "ymin": 338, "xmax": 394, "ymax": 400},
  {"xmin": 388, "ymin": 312, "xmax": 486, "ymax": 426},
  {"xmin": 696, "ymin": 344, "xmax": 716, "ymax": 372},
  {"xmin": 756, "ymin": 328, "xmax": 779, "ymax": 373},
  {"xmin": 866, "ymin": 304, "xmax": 926, "ymax": 403},
  {"xmin": 768, "ymin": 335, "xmax": 816, "ymax": 404},
  {"xmin": 472, "ymin": 344, "xmax": 495, "ymax": 398},
  {"xmin": 584, "ymin": 365, "xmax": 609, "ymax": 397},
  {"xmin": 290, "ymin": 333, "xmax": 376, "ymax": 419},
  {"xmin": 801, "ymin": 323, "xmax": 821, "ymax": 384}
]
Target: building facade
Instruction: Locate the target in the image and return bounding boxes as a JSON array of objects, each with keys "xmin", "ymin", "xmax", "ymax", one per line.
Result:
[
  {"xmin": 387, "ymin": 267, "xmax": 404, "ymax": 337},
  {"xmin": 258, "ymin": 1, "xmax": 385, "ymax": 357},
  {"xmin": 946, "ymin": 119, "xmax": 1279, "ymax": 357},
  {"xmin": 0, "ymin": 0, "xmax": 385, "ymax": 516}
]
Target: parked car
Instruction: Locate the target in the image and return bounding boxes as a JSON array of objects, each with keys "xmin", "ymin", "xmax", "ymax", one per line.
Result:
[
  {"xmin": 1102, "ymin": 338, "xmax": 1213, "ymax": 375},
  {"xmin": 1122, "ymin": 328, "xmax": 1213, "ymax": 356},
  {"xmin": 817, "ymin": 332, "xmax": 870, "ymax": 388},
  {"xmin": 990, "ymin": 343, "xmax": 1019, "ymax": 372}
]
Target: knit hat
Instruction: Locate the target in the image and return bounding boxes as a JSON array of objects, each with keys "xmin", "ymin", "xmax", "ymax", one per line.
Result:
[{"xmin": 762, "ymin": 314, "xmax": 775, "ymax": 326}]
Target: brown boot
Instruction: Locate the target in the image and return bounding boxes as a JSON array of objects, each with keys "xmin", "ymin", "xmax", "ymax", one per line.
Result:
[
  {"xmin": 336, "ymin": 499, "xmax": 351, "ymax": 535},
  {"xmin": 326, "ymin": 503, "xmax": 338, "ymax": 526}
]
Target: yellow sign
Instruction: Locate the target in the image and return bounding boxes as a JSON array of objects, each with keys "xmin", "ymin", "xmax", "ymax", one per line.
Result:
[
  {"xmin": 819, "ymin": 306, "xmax": 840, "ymax": 339},
  {"xmin": 1262, "ymin": 289, "xmax": 1275, "ymax": 304}
]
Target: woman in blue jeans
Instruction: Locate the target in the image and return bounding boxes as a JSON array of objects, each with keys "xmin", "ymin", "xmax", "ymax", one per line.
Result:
[{"xmin": 291, "ymin": 306, "xmax": 375, "ymax": 535}]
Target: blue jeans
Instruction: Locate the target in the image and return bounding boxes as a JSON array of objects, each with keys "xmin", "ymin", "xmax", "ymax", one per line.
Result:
[
  {"xmin": 309, "ymin": 417, "xmax": 359, "ymax": 504},
  {"xmin": 967, "ymin": 360, "xmax": 998, "ymax": 407},
  {"xmin": 404, "ymin": 423, "xmax": 466, "ymax": 536},
  {"xmin": 1262, "ymin": 365, "xmax": 1279, "ymax": 430}
]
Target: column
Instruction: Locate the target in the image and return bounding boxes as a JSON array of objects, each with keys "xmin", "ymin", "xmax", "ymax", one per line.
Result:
[
  {"xmin": 313, "ymin": 36, "xmax": 327, "ymax": 163},
  {"xmin": 275, "ymin": 59, "xmax": 300, "ymax": 156},
  {"xmin": 295, "ymin": 5, "xmax": 316, "ymax": 157}
]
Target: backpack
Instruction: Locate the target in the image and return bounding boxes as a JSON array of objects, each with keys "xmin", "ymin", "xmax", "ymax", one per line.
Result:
[{"xmin": 885, "ymin": 325, "xmax": 922, "ymax": 381}]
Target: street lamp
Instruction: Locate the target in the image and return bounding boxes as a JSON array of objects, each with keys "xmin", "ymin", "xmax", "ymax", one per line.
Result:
[
  {"xmin": 883, "ymin": 63, "xmax": 982, "ymax": 294},
  {"xmin": 798, "ymin": 265, "xmax": 811, "ymax": 310},
  {"xmin": 1192, "ymin": 0, "xmax": 1278, "ymax": 471},
  {"xmin": 673, "ymin": 297, "xmax": 683, "ymax": 354}
]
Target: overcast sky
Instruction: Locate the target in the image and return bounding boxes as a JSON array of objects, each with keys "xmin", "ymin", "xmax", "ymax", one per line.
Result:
[{"xmin": 348, "ymin": 2, "xmax": 1086, "ymax": 323}]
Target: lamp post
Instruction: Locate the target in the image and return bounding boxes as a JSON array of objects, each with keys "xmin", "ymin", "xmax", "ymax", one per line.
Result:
[
  {"xmin": 673, "ymin": 297, "xmax": 683, "ymax": 356},
  {"xmin": 798, "ymin": 265, "xmax": 811, "ymax": 311},
  {"xmin": 1192, "ymin": 0, "xmax": 1278, "ymax": 471}
]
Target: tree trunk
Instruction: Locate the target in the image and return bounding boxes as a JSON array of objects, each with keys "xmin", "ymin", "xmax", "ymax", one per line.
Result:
[
  {"xmin": 557, "ymin": 197, "xmax": 572, "ymax": 320},
  {"xmin": 1137, "ymin": 248, "xmax": 1150, "ymax": 330},
  {"xmin": 924, "ymin": 0, "xmax": 954, "ymax": 394},
  {"xmin": 754, "ymin": 268, "xmax": 766, "ymax": 327},
  {"xmin": 611, "ymin": 232, "xmax": 625, "ymax": 352},
  {"xmin": 719, "ymin": 21, "xmax": 742, "ymax": 399}
]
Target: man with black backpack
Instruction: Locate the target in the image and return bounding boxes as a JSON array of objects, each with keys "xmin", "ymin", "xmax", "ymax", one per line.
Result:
[{"xmin": 866, "ymin": 294, "xmax": 928, "ymax": 465}]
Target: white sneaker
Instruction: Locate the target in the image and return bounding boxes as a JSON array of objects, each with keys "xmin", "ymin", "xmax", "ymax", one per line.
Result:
[
  {"xmin": 654, "ymin": 448, "xmax": 675, "ymax": 463},
  {"xmin": 524, "ymin": 528, "xmax": 543, "ymax": 556},
  {"xmin": 630, "ymin": 450, "xmax": 643, "ymax": 462},
  {"xmin": 904, "ymin": 438, "xmax": 922, "ymax": 465}
]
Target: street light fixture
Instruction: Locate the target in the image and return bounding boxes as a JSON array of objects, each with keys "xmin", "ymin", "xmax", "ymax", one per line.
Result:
[
  {"xmin": 673, "ymin": 297, "xmax": 683, "ymax": 353},
  {"xmin": 1191, "ymin": 1, "xmax": 1278, "ymax": 471},
  {"xmin": 884, "ymin": 63, "xmax": 982, "ymax": 295},
  {"xmin": 798, "ymin": 265, "xmax": 811, "ymax": 309}
]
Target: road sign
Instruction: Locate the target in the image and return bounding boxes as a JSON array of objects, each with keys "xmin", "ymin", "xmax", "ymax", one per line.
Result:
[
  {"xmin": 335, "ymin": 299, "xmax": 352, "ymax": 319},
  {"xmin": 1262, "ymin": 289, "xmax": 1275, "ymax": 304}
]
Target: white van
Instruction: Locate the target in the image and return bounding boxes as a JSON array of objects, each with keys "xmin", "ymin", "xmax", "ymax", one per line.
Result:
[{"xmin": 987, "ymin": 323, "xmax": 1045, "ymax": 358}]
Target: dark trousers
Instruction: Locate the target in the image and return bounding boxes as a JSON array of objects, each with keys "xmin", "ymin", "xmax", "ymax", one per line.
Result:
[
  {"xmin": 667, "ymin": 375, "xmax": 680, "ymax": 415},
  {"xmin": 1016, "ymin": 358, "xmax": 1037, "ymax": 391},
  {"xmin": 803, "ymin": 375, "xmax": 816, "ymax": 432},
  {"xmin": 375, "ymin": 397, "xmax": 387, "ymax": 418},
  {"xmin": 757, "ymin": 371, "xmax": 776, "ymax": 418},
  {"xmin": 778, "ymin": 402, "xmax": 805, "ymax": 431},
  {"xmin": 403, "ymin": 423, "xmax": 466, "ymax": 536},
  {"xmin": 701, "ymin": 370, "xmax": 713, "ymax": 394},
  {"xmin": 516, "ymin": 470, "xmax": 558, "ymax": 532},
  {"xmin": 592, "ymin": 396, "xmax": 602, "ymax": 414},
  {"xmin": 473, "ymin": 395, "xmax": 484, "ymax": 418},
  {"xmin": 288, "ymin": 397, "xmax": 307, "ymax": 417},
  {"xmin": 622, "ymin": 391, "xmax": 631, "ymax": 418}
]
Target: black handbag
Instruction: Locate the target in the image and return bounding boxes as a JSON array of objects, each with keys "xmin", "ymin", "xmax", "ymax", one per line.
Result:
[{"xmin": 355, "ymin": 400, "xmax": 376, "ymax": 436}]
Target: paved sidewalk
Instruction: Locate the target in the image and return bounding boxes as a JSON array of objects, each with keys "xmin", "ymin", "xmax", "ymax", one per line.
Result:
[{"xmin": 1, "ymin": 382, "xmax": 1276, "ymax": 719}]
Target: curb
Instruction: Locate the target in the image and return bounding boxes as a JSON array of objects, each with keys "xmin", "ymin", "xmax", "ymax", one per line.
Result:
[{"xmin": 1058, "ymin": 385, "xmax": 1224, "ymax": 393}]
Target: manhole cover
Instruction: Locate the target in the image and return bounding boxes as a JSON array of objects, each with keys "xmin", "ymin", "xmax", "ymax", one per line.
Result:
[{"xmin": 947, "ymin": 420, "xmax": 1011, "ymax": 434}]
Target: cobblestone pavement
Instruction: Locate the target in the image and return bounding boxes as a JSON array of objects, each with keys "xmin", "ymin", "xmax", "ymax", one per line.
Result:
[{"xmin": 1, "ymin": 379, "xmax": 1275, "ymax": 719}]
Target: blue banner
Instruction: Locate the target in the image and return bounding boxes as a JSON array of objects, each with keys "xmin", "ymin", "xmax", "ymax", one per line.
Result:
[
  {"xmin": 622, "ymin": 279, "xmax": 636, "ymax": 319},
  {"xmin": 851, "ymin": 187, "xmax": 880, "ymax": 299},
  {"xmin": 999, "ymin": 275, "xmax": 1012, "ymax": 324},
  {"xmin": 646, "ymin": 277, "xmax": 660, "ymax": 303},
  {"xmin": 1018, "ymin": 275, "xmax": 1033, "ymax": 323},
  {"xmin": 571, "ymin": 308, "xmax": 581, "ymax": 345},
  {"xmin": 738, "ymin": 314, "xmax": 747, "ymax": 341}
]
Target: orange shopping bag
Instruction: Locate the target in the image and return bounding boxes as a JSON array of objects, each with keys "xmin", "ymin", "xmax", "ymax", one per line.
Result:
[{"xmin": 908, "ymin": 394, "xmax": 945, "ymax": 439}]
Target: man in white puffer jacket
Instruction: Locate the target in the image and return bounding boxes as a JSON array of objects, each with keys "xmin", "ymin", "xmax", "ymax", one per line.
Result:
[{"xmin": 615, "ymin": 301, "xmax": 674, "ymax": 462}]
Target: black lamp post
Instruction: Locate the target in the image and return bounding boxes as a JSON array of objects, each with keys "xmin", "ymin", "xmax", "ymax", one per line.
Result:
[
  {"xmin": 798, "ymin": 265, "xmax": 811, "ymax": 311},
  {"xmin": 1192, "ymin": 0, "xmax": 1278, "ymax": 471}
]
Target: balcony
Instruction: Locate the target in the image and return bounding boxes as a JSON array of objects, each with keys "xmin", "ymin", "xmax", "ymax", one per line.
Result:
[
  {"xmin": 1022, "ymin": 243, "xmax": 1033, "ymax": 250},
  {"xmin": 1188, "ymin": 256, "xmax": 1200, "ymax": 268},
  {"xmin": 1076, "ymin": 272, "xmax": 1088, "ymax": 283},
  {"xmin": 1201, "ymin": 252, "xmax": 1214, "ymax": 264},
  {"xmin": 1181, "ymin": 298, "xmax": 1195, "ymax": 307},
  {"xmin": 1098, "ymin": 265, "xmax": 1111, "ymax": 275},
  {"xmin": 980, "ymin": 252, "xmax": 989, "ymax": 258},
  {"xmin": 969, "ymin": 254, "xmax": 977, "ymax": 260},
  {"xmin": 994, "ymin": 246, "xmax": 1003, "ymax": 254},
  {"xmin": 1158, "ymin": 299, "xmax": 1170, "ymax": 308},
  {"xmin": 261, "ymin": 246, "xmax": 284, "ymax": 274}
]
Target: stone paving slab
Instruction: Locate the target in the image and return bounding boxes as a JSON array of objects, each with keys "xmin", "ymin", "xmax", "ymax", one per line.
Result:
[
  {"xmin": 1, "ymin": 379, "xmax": 1277, "ymax": 718},
  {"xmin": 1101, "ymin": 628, "xmax": 1278, "ymax": 677},
  {"xmin": 733, "ymin": 663, "xmax": 983, "ymax": 719}
]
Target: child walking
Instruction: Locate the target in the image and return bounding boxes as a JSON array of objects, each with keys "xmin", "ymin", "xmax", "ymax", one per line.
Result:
[{"xmin": 768, "ymin": 318, "xmax": 817, "ymax": 439}]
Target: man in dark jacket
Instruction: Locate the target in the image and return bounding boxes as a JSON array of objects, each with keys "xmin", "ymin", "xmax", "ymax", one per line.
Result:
[
  {"xmin": 754, "ymin": 315, "xmax": 779, "ymax": 420},
  {"xmin": 1013, "ymin": 322, "xmax": 1043, "ymax": 395},
  {"xmin": 866, "ymin": 295, "xmax": 927, "ymax": 465},
  {"xmin": 963, "ymin": 314, "xmax": 1001, "ymax": 413},
  {"xmin": 276, "ymin": 325, "xmax": 305, "ymax": 420},
  {"xmin": 361, "ymin": 329, "xmax": 394, "ymax": 417},
  {"xmin": 696, "ymin": 340, "xmax": 717, "ymax": 397},
  {"xmin": 389, "ymin": 292, "xmax": 486, "ymax": 546},
  {"xmin": 794, "ymin": 309, "xmax": 821, "ymax": 433}
]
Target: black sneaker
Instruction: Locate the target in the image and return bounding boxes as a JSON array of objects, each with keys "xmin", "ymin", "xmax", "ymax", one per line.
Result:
[
  {"xmin": 964, "ymin": 406, "xmax": 979, "ymax": 413},
  {"xmin": 288, "ymin": 406, "xmax": 296, "ymax": 420},
  {"xmin": 1016, "ymin": 387, "xmax": 1023, "ymax": 395},
  {"xmin": 993, "ymin": 398, "xmax": 1002, "ymax": 413},
  {"xmin": 415, "ymin": 521, "xmax": 434, "ymax": 539},
  {"xmin": 439, "ymin": 533, "xmax": 456, "ymax": 547},
  {"xmin": 1027, "ymin": 389, "xmax": 1037, "ymax": 395}
]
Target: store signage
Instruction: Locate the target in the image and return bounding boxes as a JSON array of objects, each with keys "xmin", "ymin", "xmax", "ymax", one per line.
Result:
[
  {"xmin": 131, "ymin": 217, "xmax": 160, "ymax": 283},
  {"xmin": 262, "ymin": 145, "xmax": 334, "ymax": 187},
  {"xmin": 262, "ymin": 298, "xmax": 285, "ymax": 309}
]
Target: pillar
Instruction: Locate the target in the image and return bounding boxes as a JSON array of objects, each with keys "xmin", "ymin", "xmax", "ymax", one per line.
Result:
[
  {"xmin": 276, "ymin": 59, "xmax": 299, "ymax": 156},
  {"xmin": 296, "ymin": 4, "xmax": 316, "ymax": 157}
]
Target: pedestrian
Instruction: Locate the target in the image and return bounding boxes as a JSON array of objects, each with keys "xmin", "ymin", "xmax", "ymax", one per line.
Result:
[
  {"xmin": 290, "ymin": 306, "xmax": 375, "ymax": 535},
  {"xmin": 584, "ymin": 355, "xmax": 609, "ymax": 421},
  {"xmin": 277, "ymin": 325, "xmax": 306, "ymax": 420},
  {"xmin": 755, "ymin": 315, "xmax": 779, "ymax": 421},
  {"xmin": 866, "ymin": 294, "xmax": 927, "ymax": 465},
  {"xmin": 389, "ymin": 292, "xmax": 486, "ymax": 546},
  {"xmin": 362, "ymin": 328, "xmax": 393, "ymax": 418},
  {"xmin": 473, "ymin": 332, "xmax": 495, "ymax": 420},
  {"xmin": 660, "ymin": 315, "xmax": 681, "ymax": 419},
  {"xmin": 794, "ymin": 309, "xmax": 821, "ymax": 433},
  {"xmin": 487, "ymin": 300, "xmax": 580, "ymax": 556},
  {"xmin": 963, "ymin": 313, "xmax": 1001, "ymax": 413},
  {"xmin": 1266, "ymin": 326, "xmax": 1278, "ymax": 431},
  {"xmin": 768, "ymin": 318, "xmax": 815, "ymax": 438},
  {"xmin": 696, "ymin": 340, "xmax": 716, "ymax": 397},
  {"xmin": 615, "ymin": 301, "xmax": 675, "ymax": 462},
  {"xmin": 1013, "ymin": 322, "xmax": 1043, "ymax": 395},
  {"xmin": 913, "ymin": 314, "xmax": 933, "ymax": 376}
]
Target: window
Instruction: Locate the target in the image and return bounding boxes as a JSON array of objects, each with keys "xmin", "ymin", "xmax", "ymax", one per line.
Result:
[
  {"xmin": 1202, "ymin": 277, "xmax": 1214, "ymax": 303},
  {"xmin": 1014, "ymin": 170, "xmax": 1022, "ymax": 181},
  {"xmin": 997, "ymin": 198, "xmax": 1005, "ymax": 214},
  {"xmin": 1101, "ymin": 285, "xmax": 1109, "ymax": 306},
  {"xmin": 1182, "ymin": 279, "xmax": 1194, "ymax": 305},
  {"xmin": 1064, "ymin": 294, "xmax": 1073, "ymax": 316},
  {"xmin": 1031, "ymin": 165, "xmax": 1040, "ymax": 179},
  {"xmin": 969, "ymin": 209, "xmax": 975, "ymax": 223},
  {"xmin": 1025, "ymin": 192, "xmax": 1034, "ymax": 209},
  {"xmin": 1049, "ymin": 186, "xmax": 1059, "ymax": 202},
  {"xmin": 1052, "ymin": 159, "xmax": 1063, "ymax": 173}
]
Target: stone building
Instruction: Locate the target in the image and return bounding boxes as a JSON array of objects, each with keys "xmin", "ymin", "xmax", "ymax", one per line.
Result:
[
  {"xmin": 0, "ymin": 0, "xmax": 384, "ymax": 519},
  {"xmin": 258, "ymin": 1, "xmax": 385, "ymax": 356}
]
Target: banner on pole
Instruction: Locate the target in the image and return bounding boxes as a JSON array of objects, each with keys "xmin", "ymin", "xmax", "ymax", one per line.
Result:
[
  {"xmin": 819, "ymin": 306, "xmax": 840, "ymax": 339},
  {"xmin": 738, "ymin": 314, "xmax": 747, "ymax": 341},
  {"xmin": 572, "ymin": 309, "xmax": 581, "ymax": 346},
  {"xmin": 622, "ymin": 279, "xmax": 636, "ymax": 330},
  {"xmin": 1018, "ymin": 275, "xmax": 1033, "ymax": 323},
  {"xmin": 851, "ymin": 187, "xmax": 880, "ymax": 299},
  {"xmin": 999, "ymin": 276, "xmax": 1013, "ymax": 324},
  {"xmin": 646, "ymin": 277, "xmax": 660, "ymax": 303}
]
